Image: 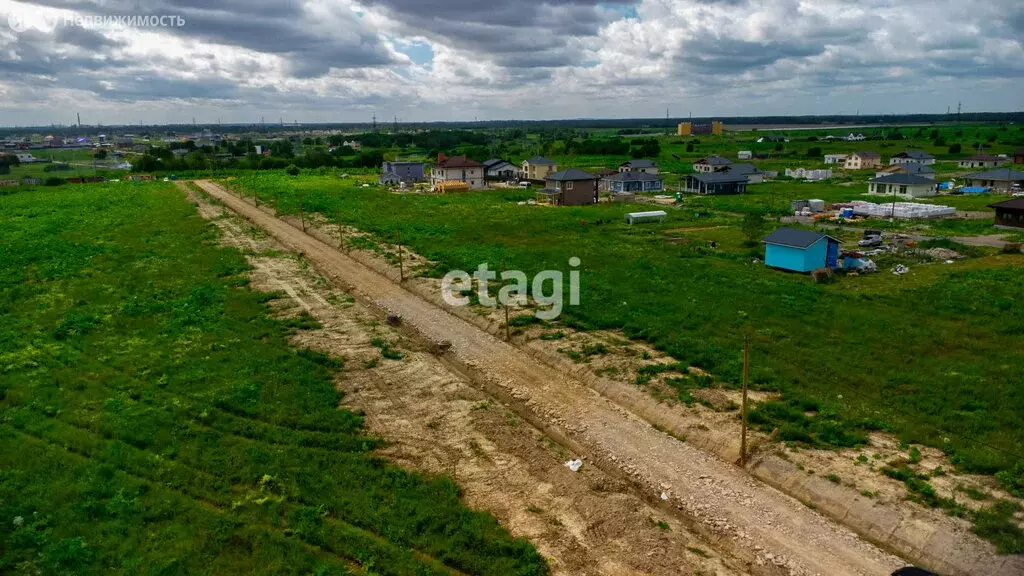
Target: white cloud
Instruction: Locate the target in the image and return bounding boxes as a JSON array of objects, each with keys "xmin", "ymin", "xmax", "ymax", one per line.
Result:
[{"xmin": 0, "ymin": 0, "xmax": 1021, "ymax": 125}]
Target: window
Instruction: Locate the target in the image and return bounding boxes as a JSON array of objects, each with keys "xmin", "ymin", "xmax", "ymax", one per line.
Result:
[
  {"xmin": 566, "ymin": 181, "xmax": 574, "ymax": 190},
  {"xmin": 900, "ymin": 185, "xmax": 907, "ymax": 195}
]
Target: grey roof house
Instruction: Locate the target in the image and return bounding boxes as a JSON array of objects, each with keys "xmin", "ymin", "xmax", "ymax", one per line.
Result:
[
  {"xmin": 603, "ymin": 171, "xmax": 664, "ymax": 193},
  {"xmin": 721, "ymin": 162, "xmax": 764, "ymax": 184},
  {"xmin": 482, "ymin": 158, "xmax": 521, "ymax": 180},
  {"xmin": 685, "ymin": 172, "xmax": 748, "ymax": 195},
  {"xmin": 619, "ymin": 159, "xmax": 659, "ymax": 174},
  {"xmin": 538, "ymin": 168, "xmax": 598, "ymax": 206},
  {"xmin": 379, "ymin": 161, "xmax": 425, "ymax": 185},
  {"xmin": 889, "ymin": 150, "xmax": 935, "ymax": 165}
]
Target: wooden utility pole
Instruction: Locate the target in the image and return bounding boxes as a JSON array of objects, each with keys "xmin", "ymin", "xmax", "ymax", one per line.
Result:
[
  {"xmin": 740, "ymin": 334, "xmax": 750, "ymax": 467},
  {"xmin": 397, "ymin": 228, "xmax": 405, "ymax": 282},
  {"xmin": 342, "ymin": 208, "xmax": 350, "ymax": 249},
  {"xmin": 298, "ymin": 191, "xmax": 306, "ymax": 232},
  {"xmin": 502, "ymin": 257, "xmax": 510, "ymax": 341}
]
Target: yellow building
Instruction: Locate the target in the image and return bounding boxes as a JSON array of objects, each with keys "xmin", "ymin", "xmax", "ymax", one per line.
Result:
[{"xmin": 677, "ymin": 121, "xmax": 724, "ymax": 136}]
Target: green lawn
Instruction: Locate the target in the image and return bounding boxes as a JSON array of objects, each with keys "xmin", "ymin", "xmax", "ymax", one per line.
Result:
[
  {"xmin": 233, "ymin": 173, "xmax": 1024, "ymax": 479},
  {"xmin": 0, "ymin": 183, "xmax": 546, "ymax": 576}
]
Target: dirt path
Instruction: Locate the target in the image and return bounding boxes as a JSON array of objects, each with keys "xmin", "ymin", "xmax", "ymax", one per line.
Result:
[
  {"xmin": 183, "ymin": 182, "xmax": 742, "ymax": 576},
  {"xmin": 193, "ymin": 180, "xmax": 907, "ymax": 576}
]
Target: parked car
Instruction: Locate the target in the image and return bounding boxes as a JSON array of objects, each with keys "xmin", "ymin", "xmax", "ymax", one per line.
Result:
[{"xmin": 858, "ymin": 236, "xmax": 883, "ymax": 248}]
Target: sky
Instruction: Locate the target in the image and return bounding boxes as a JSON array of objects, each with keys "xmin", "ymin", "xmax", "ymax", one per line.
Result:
[{"xmin": 1, "ymin": 0, "xmax": 1023, "ymax": 126}]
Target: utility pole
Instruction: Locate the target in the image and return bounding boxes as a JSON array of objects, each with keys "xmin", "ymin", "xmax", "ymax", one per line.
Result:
[
  {"xmin": 342, "ymin": 207, "xmax": 350, "ymax": 250},
  {"xmin": 372, "ymin": 113, "xmax": 377, "ymax": 133},
  {"xmin": 740, "ymin": 334, "xmax": 750, "ymax": 467},
  {"xmin": 502, "ymin": 257, "xmax": 510, "ymax": 341},
  {"xmin": 397, "ymin": 227, "xmax": 405, "ymax": 282}
]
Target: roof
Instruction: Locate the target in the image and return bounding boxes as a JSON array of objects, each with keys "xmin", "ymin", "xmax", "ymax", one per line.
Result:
[
  {"xmin": 763, "ymin": 227, "xmax": 839, "ymax": 249},
  {"xmin": 965, "ymin": 169, "xmax": 1024, "ymax": 181},
  {"xmin": 436, "ymin": 155, "xmax": 481, "ymax": 168},
  {"xmin": 546, "ymin": 168, "xmax": 596, "ymax": 181},
  {"xmin": 852, "ymin": 151, "xmax": 881, "ymax": 159},
  {"xmin": 688, "ymin": 172, "xmax": 749, "ymax": 184},
  {"xmin": 725, "ymin": 163, "xmax": 761, "ymax": 175},
  {"xmin": 482, "ymin": 158, "xmax": 506, "ymax": 168},
  {"xmin": 621, "ymin": 159, "xmax": 656, "ymax": 168},
  {"xmin": 524, "ymin": 156, "xmax": 556, "ymax": 165},
  {"xmin": 604, "ymin": 171, "xmax": 663, "ymax": 182},
  {"xmin": 696, "ymin": 155, "xmax": 732, "ymax": 166},
  {"xmin": 881, "ymin": 162, "xmax": 934, "ymax": 174},
  {"xmin": 893, "ymin": 150, "xmax": 934, "ymax": 160},
  {"xmin": 869, "ymin": 173, "xmax": 936, "ymax": 185},
  {"xmin": 989, "ymin": 198, "xmax": 1024, "ymax": 210},
  {"xmin": 962, "ymin": 154, "xmax": 1004, "ymax": 162}
]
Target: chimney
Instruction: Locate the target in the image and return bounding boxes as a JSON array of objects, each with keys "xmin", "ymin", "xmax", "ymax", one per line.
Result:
[{"xmin": 438, "ymin": 152, "xmax": 447, "ymax": 163}]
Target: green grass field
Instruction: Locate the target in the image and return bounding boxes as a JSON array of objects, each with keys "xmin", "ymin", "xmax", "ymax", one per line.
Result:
[
  {"xmin": 0, "ymin": 183, "xmax": 546, "ymax": 575},
  {"xmin": 233, "ymin": 173, "xmax": 1024, "ymax": 481}
]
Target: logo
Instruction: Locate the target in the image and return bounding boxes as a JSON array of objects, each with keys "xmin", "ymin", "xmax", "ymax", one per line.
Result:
[{"xmin": 6, "ymin": 12, "xmax": 60, "ymax": 33}]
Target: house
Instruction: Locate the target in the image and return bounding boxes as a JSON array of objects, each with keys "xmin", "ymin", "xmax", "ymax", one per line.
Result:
[
  {"xmin": 430, "ymin": 154, "xmax": 484, "ymax": 189},
  {"xmin": 125, "ymin": 174, "xmax": 155, "ymax": 181},
  {"xmin": 522, "ymin": 156, "xmax": 558, "ymax": 181},
  {"xmin": 20, "ymin": 177, "xmax": 40, "ymax": 186},
  {"xmin": 875, "ymin": 163, "xmax": 935, "ymax": 180},
  {"xmin": 1015, "ymin": 148, "xmax": 1024, "ymax": 165},
  {"xmin": 868, "ymin": 173, "xmax": 938, "ymax": 199},
  {"xmin": 756, "ymin": 135, "xmax": 788, "ymax": 143},
  {"xmin": 963, "ymin": 169, "xmax": 1024, "ymax": 193},
  {"xmin": 684, "ymin": 172, "xmax": 748, "ymax": 195},
  {"xmin": 723, "ymin": 163, "xmax": 764, "ymax": 184},
  {"xmin": 482, "ymin": 158, "xmax": 521, "ymax": 181},
  {"xmin": 738, "ymin": 151, "xmax": 752, "ymax": 160},
  {"xmin": 603, "ymin": 171, "xmax": 664, "ymax": 194},
  {"xmin": 618, "ymin": 159, "xmax": 659, "ymax": 174},
  {"xmin": 0, "ymin": 179, "xmax": 18, "ymax": 188},
  {"xmin": 537, "ymin": 168, "xmax": 597, "ymax": 206},
  {"xmin": 763, "ymin": 228, "xmax": 841, "ymax": 273},
  {"xmin": 14, "ymin": 153, "xmax": 35, "ymax": 163},
  {"xmin": 958, "ymin": 154, "xmax": 1008, "ymax": 169},
  {"xmin": 843, "ymin": 151, "xmax": 882, "ymax": 170},
  {"xmin": 990, "ymin": 198, "xmax": 1024, "ymax": 230},
  {"xmin": 845, "ymin": 133, "xmax": 866, "ymax": 142},
  {"xmin": 693, "ymin": 155, "xmax": 732, "ymax": 173},
  {"xmin": 379, "ymin": 161, "xmax": 425, "ymax": 185},
  {"xmin": 889, "ymin": 150, "xmax": 935, "ymax": 166},
  {"xmin": 823, "ymin": 154, "xmax": 848, "ymax": 165}
]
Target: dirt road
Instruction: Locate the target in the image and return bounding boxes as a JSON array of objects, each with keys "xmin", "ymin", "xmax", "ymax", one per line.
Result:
[{"xmin": 194, "ymin": 180, "xmax": 906, "ymax": 576}]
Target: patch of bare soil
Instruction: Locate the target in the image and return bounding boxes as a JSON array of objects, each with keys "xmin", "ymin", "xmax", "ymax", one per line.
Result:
[
  {"xmin": 192, "ymin": 179, "xmax": 1022, "ymax": 576},
  {"xmin": 182, "ymin": 182, "xmax": 743, "ymax": 576}
]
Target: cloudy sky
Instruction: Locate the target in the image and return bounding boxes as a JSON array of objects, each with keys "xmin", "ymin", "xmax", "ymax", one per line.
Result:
[{"xmin": 1, "ymin": 0, "xmax": 1022, "ymax": 126}]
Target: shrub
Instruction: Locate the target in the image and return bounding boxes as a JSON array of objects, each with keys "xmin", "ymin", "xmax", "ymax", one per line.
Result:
[
  {"xmin": 948, "ymin": 143, "xmax": 962, "ymax": 154},
  {"xmin": 285, "ymin": 164, "xmax": 300, "ymax": 176},
  {"xmin": 1001, "ymin": 243, "xmax": 1021, "ymax": 255},
  {"xmin": 44, "ymin": 177, "xmax": 66, "ymax": 186},
  {"xmin": 811, "ymin": 268, "xmax": 834, "ymax": 284},
  {"xmin": 995, "ymin": 461, "xmax": 1024, "ymax": 498}
]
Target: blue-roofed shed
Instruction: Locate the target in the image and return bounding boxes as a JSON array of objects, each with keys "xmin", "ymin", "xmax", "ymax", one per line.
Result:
[{"xmin": 763, "ymin": 228, "xmax": 841, "ymax": 273}]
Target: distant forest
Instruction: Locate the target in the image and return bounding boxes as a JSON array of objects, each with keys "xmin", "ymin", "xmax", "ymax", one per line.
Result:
[{"xmin": 2, "ymin": 112, "xmax": 1023, "ymax": 138}]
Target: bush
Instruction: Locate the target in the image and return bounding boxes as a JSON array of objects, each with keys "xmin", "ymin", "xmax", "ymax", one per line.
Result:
[
  {"xmin": 948, "ymin": 143, "xmax": 962, "ymax": 154},
  {"xmin": 43, "ymin": 177, "xmax": 65, "ymax": 186},
  {"xmin": 995, "ymin": 461, "xmax": 1024, "ymax": 498},
  {"xmin": 811, "ymin": 268, "xmax": 834, "ymax": 284},
  {"xmin": 806, "ymin": 147, "xmax": 822, "ymax": 158},
  {"xmin": 1001, "ymin": 243, "xmax": 1021, "ymax": 255},
  {"xmin": 285, "ymin": 164, "xmax": 300, "ymax": 176},
  {"xmin": 685, "ymin": 143, "xmax": 694, "ymax": 152}
]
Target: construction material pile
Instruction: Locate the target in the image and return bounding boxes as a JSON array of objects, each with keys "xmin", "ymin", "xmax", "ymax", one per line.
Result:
[{"xmin": 849, "ymin": 201, "xmax": 955, "ymax": 220}]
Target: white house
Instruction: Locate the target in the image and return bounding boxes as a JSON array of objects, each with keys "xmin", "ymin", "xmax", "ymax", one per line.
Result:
[
  {"xmin": 618, "ymin": 159, "xmax": 659, "ymax": 174},
  {"xmin": 845, "ymin": 133, "xmax": 866, "ymax": 142},
  {"xmin": 843, "ymin": 151, "xmax": 882, "ymax": 170},
  {"xmin": 957, "ymin": 154, "xmax": 1008, "ymax": 169},
  {"xmin": 482, "ymin": 158, "xmax": 521, "ymax": 181},
  {"xmin": 889, "ymin": 150, "xmax": 936, "ymax": 166},
  {"xmin": 693, "ymin": 155, "xmax": 732, "ymax": 173},
  {"xmin": 431, "ymin": 155, "xmax": 484, "ymax": 188},
  {"xmin": 14, "ymin": 153, "xmax": 35, "ymax": 163},
  {"xmin": 868, "ymin": 173, "xmax": 938, "ymax": 199},
  {"xmin": 738, "ymin": 150, "xmax": 753, "ymax": 160},
  {"xmin": 823, "ymin": 154, "xmax": 847, "ymax": 165}
]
